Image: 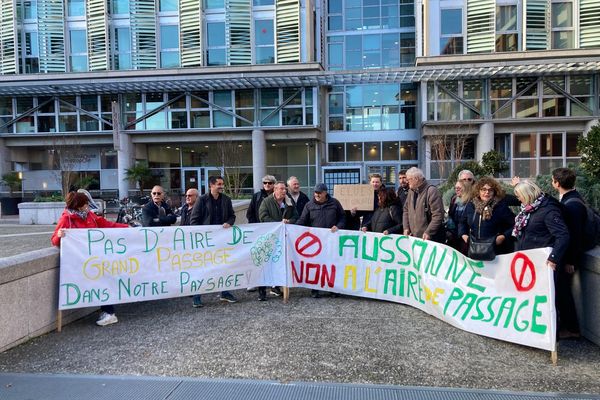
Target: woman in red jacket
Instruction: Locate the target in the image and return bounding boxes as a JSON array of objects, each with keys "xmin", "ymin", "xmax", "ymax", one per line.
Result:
[{"xmin": 51, "ymin": 191, "xmax": 129, "ymax": 326}]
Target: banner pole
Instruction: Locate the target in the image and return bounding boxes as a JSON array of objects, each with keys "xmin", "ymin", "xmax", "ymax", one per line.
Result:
[
  {"xmin": 283, "ymin": 287, "xmax": 289, "ymax": 303},
  {"xmin": 57, "ymin": 310, "xmax": 62, "ymax": 333}
]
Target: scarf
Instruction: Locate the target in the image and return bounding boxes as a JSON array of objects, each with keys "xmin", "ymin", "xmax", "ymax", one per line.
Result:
[
  {"xmin": 69, "ymin": 208, "xmax": 89, "ymax": 221},
  {"xmin": 512, "ymin": 193, "xmax": 545, "ymax": 238},
  {"xmin": 472, "ymin": 196, "xmax": 499, "ymax": 221}
]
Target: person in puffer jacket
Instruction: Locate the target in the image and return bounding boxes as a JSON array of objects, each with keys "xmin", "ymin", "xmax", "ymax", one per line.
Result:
[
  {"xmin": 51, "ymin": 191, "xmax": 129, "ymax": 327},
  {"xmin": 296, "ymin": 183, "xmax": 345, "ymax": 298}
]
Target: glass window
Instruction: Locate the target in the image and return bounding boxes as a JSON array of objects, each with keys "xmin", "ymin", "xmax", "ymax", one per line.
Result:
[
  {"xmin": 382, "ymin": 141, "xmax": 399, "ymax": 160},
  {"xmin": 260, "ymin": 89, "xmax": 279, "ymax": 107},
  {"xmin": 255, "ymin": 20, "xmax": 274, "ymax": 45},
  {"xmin": 160, "ymin": 0, "xmax": 178, "ymax": 11},
  {"xmin": 112, "ymin": 0, "xmax": 129, "ymax": 13},
  {"xmin": 69, "ymin": 30, "xmax": 87, "ymax": 72},
  {"xmin": 400, "ymin": 141, "xmax": 417, "ymax": 160},
  {"xmin": 207, "ymin": 22, "xmax": 226, "ymax": 66},
  {"xmin": 440, "ymin": 8, "xmax": 463, "ymax": 55},
  {"xmin": 513, "ymin": 134, "xmax": 537, "ymax": 158},
  {"xmin": 235, "ymin": 90, "xmax": 254, "ymax": 108},
  {"xmin": 204, "ymin": 0, "xmax": 224, "ymax": 8},
  {"xmin": 115, "ymin": 28, "xmax": 131, "ymax": 70},
  {"xmin": 551, "ymin": 1, "xmax": 574, "ymax": 49},
  {"xmin": 346, "ymin": 143, "xmax": 363, "ymax": 161},
  {"xmin": 68, "ymin": 0, "xmax": 85, "ymax": 16},
  {"xmin": 214, "ymin": 91, "xmax": 232, "ymax": 108},
  {"xmin": 255, "ymin": 20, "xmax": 275, "ymax": 64},
  {"xmin": 253, "ymin": 0, "xmax": 273, "ymax": 5},
  {"xmin": 160, "ymin": 25, "xmax": 179, "ymax": 68},
  {"xmin": 328, "ymin": 41, "xmax": 343, "ymax": 69},
  {"xmin": 496, "ymin": 4, "xmax": 518, "ymax": 52},
  {"xmin": 540, "ymin": 133, "xmax": 562, "ymax": 157},
  {"xmin": 365, "ymin": 142, "xmax": 381, "ymax": 161},
  {"xmin": 24, "ymin": 0, "xmax": 37, "ymax": 19},
  {"xmin": 329, "ymin": 143, "xmax": 345, "ymax": 162},
  {"xmin": 441, "ymin": 9, "xmax": 462, "ymax": 35}
]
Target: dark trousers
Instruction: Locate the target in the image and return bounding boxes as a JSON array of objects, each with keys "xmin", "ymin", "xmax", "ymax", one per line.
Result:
[{"xmin": 554, "ymin": 268, "xmax": 580, "ymax": 334}]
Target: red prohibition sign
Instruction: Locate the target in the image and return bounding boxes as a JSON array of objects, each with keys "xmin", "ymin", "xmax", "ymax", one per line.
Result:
[
  {"xmin": 510, "ymin": 252, "xmax": 537, "ymax": 292},
  {"xmin": 295, "ymin": 231, "xmax": 322, "ymax": 258}
]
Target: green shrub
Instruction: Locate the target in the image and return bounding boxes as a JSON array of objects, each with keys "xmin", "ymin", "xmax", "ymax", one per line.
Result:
[{"xmin": 34, "ymin": 192, "xmax": 64, "ymax": 202}]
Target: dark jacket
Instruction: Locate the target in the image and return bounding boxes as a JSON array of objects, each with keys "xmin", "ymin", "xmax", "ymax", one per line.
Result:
[
  {"xmin": 142, "ymin": 201, "xmax": 177, "ymax": 227},
  {"xmin": 560, "ymin": 190, "xmax": 588, "ymax": 266},
  {"xmin": 179, "ymin": 203, "xmax": 193, "ymax": 226},
  {"xmin": 364, "ymin": 204, "xmax": 403, "ymax": 234},
  {"xmin": 402, "ymin": 180, "xmax": 445, "ymax": 240},
  {"xmin": 514, "ymin": 195, "xmax": 570, "ymax": 265},
  {"xmin": 190, "ymin": 193, "xmax": 235, "ymax": 226},
  {"xmin": 458, "ymin": 198, "xmax": 515, "ymax": 255},
  {"xmin": 259, "ymin": 194, "xmax": 298, "ymax": 223},
  {"xmin": 397, "ymin": 187, "xmax": 409, "ymax": 210},
  {"xmin": 296, "ymin": 194, "xmax": 346, "ymax": 229},
  {"xmin": 359, "ymin": 190, "xmax": 381, "ymax": 228},
  {"xmin": 247, "ymin": 189, "xmax": 270, "ymax": 223},
  {"xmin": 288, "ymin": 190, "xmax": 310, "ymax": 216},
  {"xmin": 447, "ymin": 195, "xmax": 467, "ymax": 236}
]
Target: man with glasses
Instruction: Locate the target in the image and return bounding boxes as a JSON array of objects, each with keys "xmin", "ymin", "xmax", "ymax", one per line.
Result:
[
  {"xmin": 190, "ymin": 176, "xmax": 238, "ymax": 306},
  {"xmin": 179, "ymin": 188, "xmax": 198, "ymax": 226},
  {"xmin": 142, "ymin": 185, "xmax": 177, "ymax": 227},
  {"xmin": 247, "ymin": 174, "xmax": 276, "ymax": 224}
]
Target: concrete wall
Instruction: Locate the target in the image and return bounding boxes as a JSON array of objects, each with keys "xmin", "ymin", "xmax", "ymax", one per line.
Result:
[
  {"xmin": 0, "ymin": 248, "xmax": 95, "ymax": 353},
  {"xmin": 573, "ymin": 249, "xmax": 600, "ymax": 346}
]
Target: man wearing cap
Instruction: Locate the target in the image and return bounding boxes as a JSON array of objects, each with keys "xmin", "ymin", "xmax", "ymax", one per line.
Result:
[{"xmin": 296, "ymin": 183, "xmax": 345, "ymax": 298}]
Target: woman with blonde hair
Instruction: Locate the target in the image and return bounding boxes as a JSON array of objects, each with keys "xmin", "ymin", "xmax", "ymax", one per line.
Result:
[
  {"xmin": 512, "ymin": 180, "xmax": 569, "ymax": 270},
  {"xmin": 459, "ymin": 176, "xmax": 515, "ymax": 260}
]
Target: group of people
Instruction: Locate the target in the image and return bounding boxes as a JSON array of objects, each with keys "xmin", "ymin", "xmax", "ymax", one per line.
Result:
[
  {"xmin": 444, "ymin": 168, "xmax": 585, "ymax": 340},
  {"xmin": 51, "ymin": 167, "xmax": 587, "ymax": 340}
]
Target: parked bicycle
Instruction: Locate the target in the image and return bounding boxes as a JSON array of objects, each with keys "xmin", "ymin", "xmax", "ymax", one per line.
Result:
[{"xmin": 115, "ymin": 196, "xmax": 149, "ymax": 226}]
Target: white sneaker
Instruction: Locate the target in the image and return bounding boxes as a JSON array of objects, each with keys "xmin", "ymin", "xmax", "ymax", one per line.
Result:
[
  {"xmin": 96, "ymin": 312, "xmax": 118, "ymax": 326},
  {"xmin": 247, "ymin": 287, "xmax": 257, "ymax": 292}
]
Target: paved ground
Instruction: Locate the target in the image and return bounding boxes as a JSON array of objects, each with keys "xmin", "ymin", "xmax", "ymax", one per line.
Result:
[
  {"xmin": 0, "ymin": 289, "xmax": 599, "ymax": 395},
  {"xmin": 1, "ymin": 215, "xmax": 599, "ymax": 396}
]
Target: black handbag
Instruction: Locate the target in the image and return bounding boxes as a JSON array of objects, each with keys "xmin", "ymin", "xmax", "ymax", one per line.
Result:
[{"xmin": 467, "ymin": 213, "xmax": 496, "ymax": 261}]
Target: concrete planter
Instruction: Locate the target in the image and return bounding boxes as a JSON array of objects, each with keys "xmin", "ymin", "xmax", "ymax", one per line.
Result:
[{"xmin": 18, "ymin": 202, "xmax": 64, "ymax": 225}]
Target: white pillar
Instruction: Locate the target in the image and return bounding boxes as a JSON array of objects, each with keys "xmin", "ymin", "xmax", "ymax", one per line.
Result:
[
  {"xmin": 476, "ymin": 121, "xmax": 494, "ymax": 162},
  {"xmin": 117, "ymin": 132, "xmax": 133, "ymax": 200},
  {"xmin": 584, "ymin": 119, "xmax": 599, "ymax": 135},
  {"xmin": 252, "ymin": 129, "xmax": 266, "ymax": 191}
]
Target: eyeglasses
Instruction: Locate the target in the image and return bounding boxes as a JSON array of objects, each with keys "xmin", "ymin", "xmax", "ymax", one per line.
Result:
[
  {"xmin": 480, "ymin": 187, "xmax": 494, "ymax": 193},
  {"xmin": 151, "ymin": 192, "xmax": 162, "ymax": 195},
  {"xmin": 263, "ymin": 182, "xmax": 274, "ymax": 185}
]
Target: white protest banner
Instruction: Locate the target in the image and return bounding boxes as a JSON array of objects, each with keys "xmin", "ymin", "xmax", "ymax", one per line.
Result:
[
  {"xmin": 285, "ymin": 225, "xmax": 556, "ymax": 351},
  {"xmin": 59, "ymin": 223, "xmax": 286, "ymax": 310}
]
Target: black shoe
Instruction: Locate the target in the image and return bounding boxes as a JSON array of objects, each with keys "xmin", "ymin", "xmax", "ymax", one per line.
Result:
[
  {"xmin": 330, "ymin": 292, "xmax": 340, "ymax": 298},
  {"xmin": 311, "ymin": 290, "xmax": 321, "ymax": 298},
  {"xmin": 258, "ymin": 294, "xmax": 267, "ymax": 301},
  {"xmin": 270, "ymin": 287, "xmax": 283, "ymax": 297}
]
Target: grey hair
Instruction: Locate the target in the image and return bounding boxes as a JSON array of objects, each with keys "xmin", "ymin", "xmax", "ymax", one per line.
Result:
[
  {"xmin": 262, "ymin": 174, "xmax": 276, "ymax": 183},
  {"xmin": 458, "ymin": 169, "xmax": 475, "ymax": 179},
  {"xmin": 406, "ymin": 167, "xmax": 424, "ymax": 180},
  {"xmin": 287, "ymin": 176, "xmax": 299, "ymax": 185}
]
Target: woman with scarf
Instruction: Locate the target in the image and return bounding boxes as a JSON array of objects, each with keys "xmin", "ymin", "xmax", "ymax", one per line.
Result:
[
  {"xmin": 512, "ymin": 180, "xmax": 569, "ymax": 271},
  {"xmin": 51, "ymin": 191, "xmax": 129, "ymax": 326},
  {"xmin": 459, "ymin": 177, "xmax": 515, "ymax": 260}
]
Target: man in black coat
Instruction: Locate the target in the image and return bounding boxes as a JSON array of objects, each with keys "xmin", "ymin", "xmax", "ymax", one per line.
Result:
[
  {"xmin": 286, "ymin": 176, "xmax": 310, "ymax": 216},
  {"xmin": 179, "ymin": 188, "xmax": 198, "ymax": 226},
  {"xmin": 296, "ymin": 183, "xmax": 345, "ymax": 298},
  {"xmin": 246, "ymin": 174, "xmax": 276, "ymax": 223},
  {"xmin": 552, "ymin": 167, "xmax": 586, "ymax": 339},
  {"xmin": 142, "ymin": 185, "xmax": 177, "ymax": 227},
  {"xmin": 189, "ymin": 176, "xmax": 237, "ymax": 306}
]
